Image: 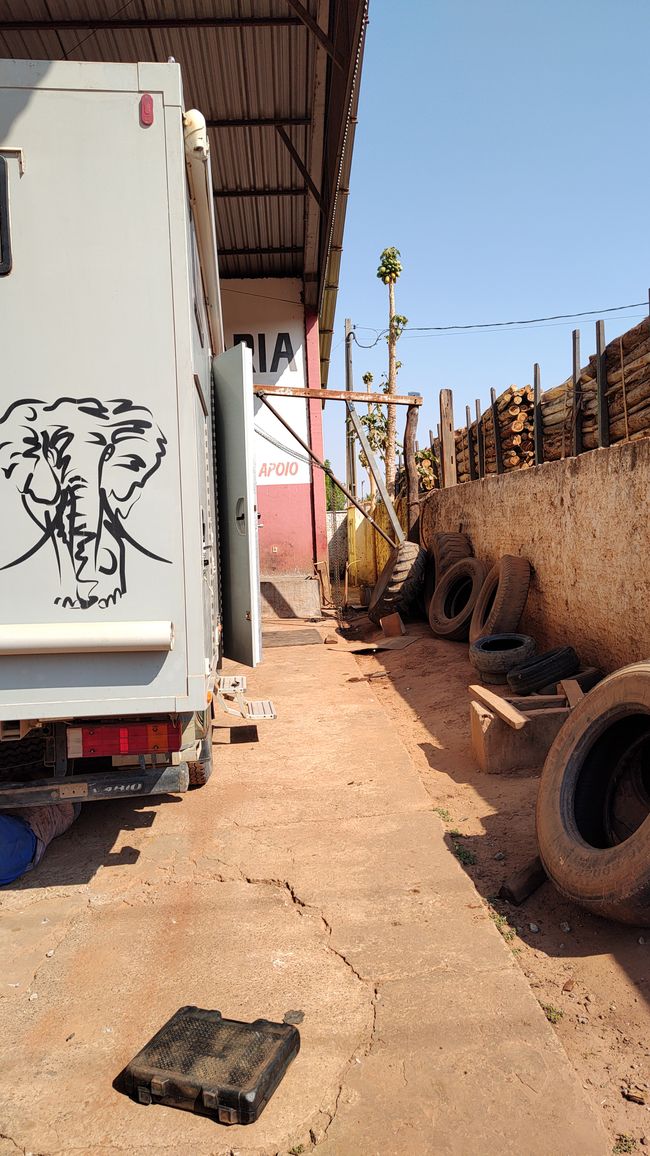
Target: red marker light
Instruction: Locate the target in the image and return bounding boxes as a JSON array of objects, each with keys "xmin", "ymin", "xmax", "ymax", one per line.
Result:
[{"xmin": 140, "ymin": 93, "xmax": 154, "ymax": 127}]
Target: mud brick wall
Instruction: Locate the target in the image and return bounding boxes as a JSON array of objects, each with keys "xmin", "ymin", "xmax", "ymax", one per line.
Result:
[{"xmin": 420, "ymin": 438, "xmax": 650, "ymax": 672}]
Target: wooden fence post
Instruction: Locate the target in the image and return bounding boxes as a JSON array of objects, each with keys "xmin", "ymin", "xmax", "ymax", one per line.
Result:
[
  {"xmin": 595, "ymin": 320, "xmax": 610, "ymax": 448},
  {"xmin": 572, "ymin": 328, "xmax": 582, "ymax": 456},
  {"xmin": 439, "ymin": 389, "xmax": 457, "ymax": 487},
  {"xmin": 533, "ymin": 363, "xmax": 543, "ymax": 464},
  {"xmin": 466, "ymin": 404, "xmax": 477, "ymax": 480},
  {"xmin": 475, "ymin": 399, "xmax": 485, "ymax": 478},
  {"xmin": 490, "ymin": 388, "xmax": 504, "ymax": 474}
]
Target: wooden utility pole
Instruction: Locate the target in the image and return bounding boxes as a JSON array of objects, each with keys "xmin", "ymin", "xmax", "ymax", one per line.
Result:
[{"xmin": 344, "ymin": 318, "xmax": 357, "ymax": 496}]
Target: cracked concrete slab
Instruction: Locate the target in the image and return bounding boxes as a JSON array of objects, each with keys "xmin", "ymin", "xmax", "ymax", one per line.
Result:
[{"xmin": 0, "ymin": 632, "xmax": 609, "ymax": 1155}]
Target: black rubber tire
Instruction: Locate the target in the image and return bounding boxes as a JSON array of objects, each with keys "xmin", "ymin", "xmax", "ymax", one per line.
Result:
[
  {"xmin": 368, "ymin": 541, "xmax": 426, "ymax": 625},
  {"xmin": 428, "ymin": 558, "xmax": 487, "ymax": 642},
  {"xmin": 423, "ymin": 532, "xmax": 473, "ymax": 614},
  {"xmin": 469, "ymin": 555, "xmax": 531, "ymax": 645},
  {"xmin": 506, "ymin": 646, "xmax": 580, "ymax": 695},
  {"xmin": 469, "ymin": 633, "xmax": 537, "ymax": 682},
  {"xmin": 188, "ymin": 732, "xmax": 213, "ymax": 787},
  {"xmin": 0, "ymin": 733, "xmax": 45, "ymax": 776},
  {"xmin": 536, "ymin": 662, "xmax": 650, "ymax": 925}
]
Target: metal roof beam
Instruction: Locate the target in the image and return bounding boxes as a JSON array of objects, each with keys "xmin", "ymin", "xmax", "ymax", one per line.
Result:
[
  {"xmin": 284, "ymin": 0, "xmax": 343, "ymax": 68},
  {"xmin": 1, "ymin": 16, "xmax": 302, "ymax": 31},
  {"xmin": 218, "ymin": 246, "xmax": 303, "ymax": 257},
  {"xmin": 275, "ymin": 126, "xmax": 323, "ymax": 213},
  {"xmin": 214, "ymin": 188, "xmax": 305, "ymax": 198},
  {"xmin": 207, "ymin": 116, "xmax": 310, "ymax": 128}
]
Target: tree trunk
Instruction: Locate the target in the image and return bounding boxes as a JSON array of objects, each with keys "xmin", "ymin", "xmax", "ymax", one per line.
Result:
[
  {"xmin": 385, "ymin": 279, "xmax": 397, "ymax": 496},
  {"xmin": 404, "ymin": 403, "xmax": 419, "ymax": 542}
]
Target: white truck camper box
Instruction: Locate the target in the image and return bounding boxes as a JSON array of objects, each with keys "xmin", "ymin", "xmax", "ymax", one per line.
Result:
[{"xmin": 0, "ymin": 59, "xmax": 261, "ymax": 749}]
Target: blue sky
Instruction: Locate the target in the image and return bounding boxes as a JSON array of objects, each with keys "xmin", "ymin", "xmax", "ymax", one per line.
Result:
[{"xmin": 325, "ymin": 0, "xmax": 650, "ymax": 486}]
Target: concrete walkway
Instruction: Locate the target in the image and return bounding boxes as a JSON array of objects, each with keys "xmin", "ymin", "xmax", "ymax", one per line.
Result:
[{"xmin": 0, "ymin": 628, "xmax": 609, "ymax": 1155}]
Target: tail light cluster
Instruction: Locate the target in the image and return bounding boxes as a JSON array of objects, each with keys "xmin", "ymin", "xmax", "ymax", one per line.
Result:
[{"xmin": 67, "ymin": 721, "xmax": 182, "ymax": 759}]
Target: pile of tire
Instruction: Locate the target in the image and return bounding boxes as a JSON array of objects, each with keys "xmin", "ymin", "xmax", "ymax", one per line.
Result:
[
  {"xmin": 469, "ymin": 633, "xmax": 536, "ymax": 684},
  {"xmin": 428, "ymin": 550, "xmax": 532, "ymax": 647},
  {"xmin": 506, "ymin": 646, "xmax": 580, "ymax": 694},
  {"xmin": 367, "ymin": 541, "xmax": 427, "ymax": 626},
  {"xmin": 422, "ymin": 532, "xmax": 473, "ymax": 615},
  {"xmin": 536, "ymin": 662, "xmax": 650, "ymax": 925}
]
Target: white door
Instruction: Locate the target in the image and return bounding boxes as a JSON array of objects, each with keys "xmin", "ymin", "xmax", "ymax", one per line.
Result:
[{"xmin": 212, "ymin": 344, "xmax": 261, "ymax": 667}]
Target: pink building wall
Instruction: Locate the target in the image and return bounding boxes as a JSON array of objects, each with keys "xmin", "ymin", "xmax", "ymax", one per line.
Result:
[{"xmin": 221, "ymin": 280, "xmax": 327, "ymax": 583}]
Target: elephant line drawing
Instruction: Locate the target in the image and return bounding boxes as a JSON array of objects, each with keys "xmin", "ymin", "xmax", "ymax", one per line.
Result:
[{"xmin": 0, "ymin": 396, "xmax": 170, "ymax": 609}]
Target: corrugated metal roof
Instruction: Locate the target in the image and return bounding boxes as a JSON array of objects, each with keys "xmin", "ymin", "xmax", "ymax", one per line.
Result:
[{"xmin": 0, "ymin": 0, "xmax": 367, "ymax": 381}]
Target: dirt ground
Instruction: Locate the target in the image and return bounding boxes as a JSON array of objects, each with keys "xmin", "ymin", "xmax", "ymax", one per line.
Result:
[
  {"xmin": 0, "ymin": 622, "xmax": 611, "ymax": 1156},
  {"xmin": 350, "ymin": 621, "xmax": 650, "ymax": 1153}
]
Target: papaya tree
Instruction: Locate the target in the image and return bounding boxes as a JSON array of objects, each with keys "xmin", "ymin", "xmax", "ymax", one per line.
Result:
[{"xmin": 377, "ymin": 246, "xmax": 407, "ymax": 495}]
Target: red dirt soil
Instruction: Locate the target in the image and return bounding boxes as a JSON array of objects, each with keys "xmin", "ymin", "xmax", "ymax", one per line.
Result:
[{"xmin": 350, "ymin": 625, "xmax": 650, "ymax": 1152}]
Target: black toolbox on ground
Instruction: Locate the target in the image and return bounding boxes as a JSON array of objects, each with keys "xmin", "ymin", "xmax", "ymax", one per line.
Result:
[{"xmin": 119, "ymin": 1006, "xmax": 300, "ymax": 1125}]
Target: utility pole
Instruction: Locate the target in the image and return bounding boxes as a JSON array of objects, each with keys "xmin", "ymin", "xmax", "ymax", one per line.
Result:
[{"xmin": 344, "ymin": 318, "xmax": 357, "ymax": 497}]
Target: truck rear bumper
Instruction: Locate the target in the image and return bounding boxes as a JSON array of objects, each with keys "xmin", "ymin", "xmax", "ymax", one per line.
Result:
[{"xmin": 0, "ymin": 764, "xmax": 189, "ymax": 808}]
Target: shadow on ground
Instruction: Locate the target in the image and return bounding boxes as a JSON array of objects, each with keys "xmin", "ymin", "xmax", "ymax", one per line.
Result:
[{"xmin": 2, "ymin": 797, "xmax": 180, "ymax": 890}]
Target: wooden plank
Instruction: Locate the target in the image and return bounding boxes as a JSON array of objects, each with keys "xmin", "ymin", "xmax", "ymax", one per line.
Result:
[
  {"xmin": 533, "ymin": 363, "xmax": 543, "ymax": 464},
  {"xmin": 439, "ymin": 388, "xmax": 457, "ymax": 487},
  {"xmin": 475, "ymin": 399, "xmax": 485, "ymax": 478},
  {"xmin": 572, "ymin": 328, "xmax": 582, "ymax": 456},
  {"xmin": 468, "ymin": 684, "xmax": 529, "ymax": 730},
  {"xmin": 466, "ymin": 404, "xmax": 477, "ymax": 480},
  {"xmin": 490, "ymin": 387, "xmax": 504, "ymax": 474},
  {"xmin": 498, "ymin": 855, "xmax": 547, "ymax": 905},
  {"xmin": 595, "ymin": 320, "xmax": 610, "ymax": 448},
  {"xmin": 253, "ymin": 384, "xmax": 422, "ymax": 405},
  {"xmin": 559, "ymin": 678, "xmax": 585, "ymax": 708},
  {"xmin": 508, "ymin": 694, "xmax": 567, "ymax": 710}
]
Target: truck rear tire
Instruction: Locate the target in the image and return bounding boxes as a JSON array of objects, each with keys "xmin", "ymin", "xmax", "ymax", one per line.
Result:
[{"xmin": 188, "ymin": 733, "xmax": 213, "ymax": 787}]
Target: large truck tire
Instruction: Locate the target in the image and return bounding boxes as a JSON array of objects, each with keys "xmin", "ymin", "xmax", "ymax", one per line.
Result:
[
  {"xmin": 536, "ymin": 662, "xmax": 650, "ymax": 925},
  {"xmin": 469, "ymin": 556, "xmax": 531, "ymax": 644},
  {"xmin": 469, "ymin": 633, "xmax": 536, "ymax": 684},
  {"xmin": 428, "ymin": 558, "xmax": 487, "ymax": 642},
  {"xmin": 423, "ymin": 532, "xmax": 473, "ymax": 614},
  {"xmin": 368, "ymin": 542, "xmax": 426, "ymax": 625},
  {"xmin": 507, "ymin": 646, "xmax": 580, "ymax": 695},
  {"xmin": 188, "ymin": 709, "xmax": 214, "ymax": 787}
]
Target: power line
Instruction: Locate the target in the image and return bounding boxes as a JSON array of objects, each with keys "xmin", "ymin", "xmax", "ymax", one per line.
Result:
[
  {"xmin": 408, "ymin": 301, "xmax": 648, "ymax": 332},
  {"xmin": 351, "ymin": 299, "xmax": 648, "ymax": 346}
]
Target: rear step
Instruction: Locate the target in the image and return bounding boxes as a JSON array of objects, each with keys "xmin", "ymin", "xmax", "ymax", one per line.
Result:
[{"xmin": 216, "ymin": 677, "xmax": 277, "ymax": 721}]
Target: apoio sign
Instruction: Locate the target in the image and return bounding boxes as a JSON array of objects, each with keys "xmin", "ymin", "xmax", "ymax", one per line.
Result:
[{"xmin": 232, "ymin": 326, "xmax": 311, "ymax": 489}]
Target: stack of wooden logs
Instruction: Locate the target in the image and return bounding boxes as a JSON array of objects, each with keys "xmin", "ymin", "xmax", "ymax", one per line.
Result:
[
  {"xmin": 539, "ymin": 316, "xmax": 650, "ymax": 460},
  {"xmin": 451, "ymin": 386, "xmax": 535, "ymax": 483},
  {"xmin": 426, "ymin": 316, "xmax": 650, "ymax": 487}
]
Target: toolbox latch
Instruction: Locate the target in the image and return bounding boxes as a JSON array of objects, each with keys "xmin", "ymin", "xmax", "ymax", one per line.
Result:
[{"xmin": 218, "ymin": 1105, "xmax": 238, "ymax": 1125}]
